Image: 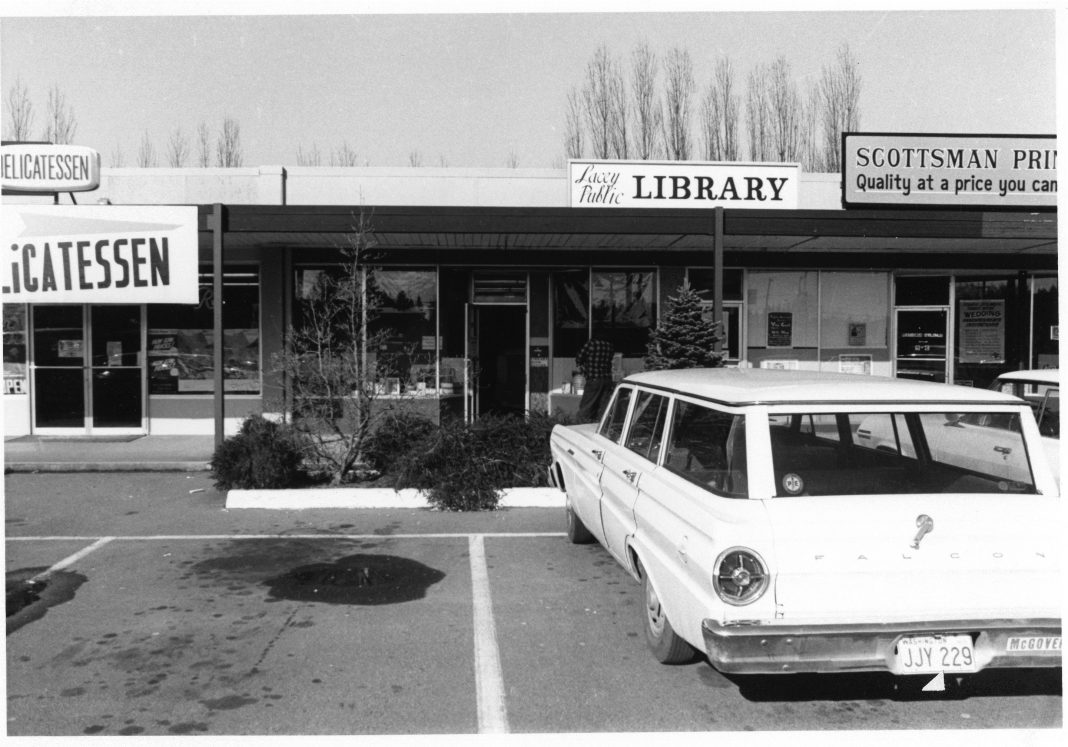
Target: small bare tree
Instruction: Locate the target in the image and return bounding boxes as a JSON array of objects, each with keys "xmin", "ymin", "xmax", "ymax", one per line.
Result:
[
  {"xmin": 196, "ymin": 122, "xmax": 212, "ymax": 167},
  {"xmin": 110, "ymin": 143, "xmax": 126, "ymax": 168},
  {"xmin": 167, "ymin": 128, "xmax": 190, "ymax": 167},
  {"xmin": 800, "ymin": 82, "xmax": 824, "ymax": 172},
  {"xmin": 215, "ymin": 117, "xmax": 243, "ymax": 167},
  {"xmin": 506, "ymin": 149, "xmax": 520, "ymax": 168},
  {"xmin": 297, "ymin": 143, "xmax": 322, "ymax": 166},
  {"xmin": 818, "ymin": 43, "xmax": 862, "ymax": 172},
  {"xmin": 4, "ymin": 76, "xmax": 34, "ymax": 141},
  {"xmin": 662, "ymin": 48, "xmax": 694, "ymax": 160},
  {"xmin": 609, "ymin": 61, "xmax": 629, "ymax": 159},
  {"xmin": 331, "ymin": 141, "xmax": 359, "ymax": 166},
  {"xmin": 630, "ymin": 42, "xmax": 662, "ymax": 160},
  {"xmin": 273, "ymin": 212, "xmax": 400, "ymax": 484},
  {"xmin": 137, "ymin": 130, "xmax": 157, "ymax": 167},
  {"xmin": 409, "ymin": 150, "xmax": 423, "ymax": 167},
  {"xmin": 564, "ymin": 85, "xmax": 584, "ymax": 159},
  {"xmin": 42, "ymin": 84, "xmax": 77, "ymax": 144}
]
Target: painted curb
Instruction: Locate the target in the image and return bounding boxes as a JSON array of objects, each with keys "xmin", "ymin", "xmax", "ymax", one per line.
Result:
[
  {"xmin": 4, "ymin": 461, "xmax": 211, "ymax": 473},
  {"xmin": 225, "ymin": 486, "xmax": 566, "ymax": 510}
]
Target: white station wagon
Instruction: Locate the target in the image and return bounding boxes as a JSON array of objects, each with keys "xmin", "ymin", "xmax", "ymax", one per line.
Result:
[{"xmin": 547, "ymin": 368, "xmax": 1061, "ymax": 677}]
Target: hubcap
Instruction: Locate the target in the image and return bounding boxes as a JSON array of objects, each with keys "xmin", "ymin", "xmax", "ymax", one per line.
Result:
[{"xmin": 645, "ymin": 582, "xmax": 665, "ymax": 637}]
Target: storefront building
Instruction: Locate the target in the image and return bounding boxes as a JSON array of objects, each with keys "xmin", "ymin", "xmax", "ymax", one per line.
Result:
[{"xmin": 2, "ymin": 136, "xmax": 1057, "ymax": 438}]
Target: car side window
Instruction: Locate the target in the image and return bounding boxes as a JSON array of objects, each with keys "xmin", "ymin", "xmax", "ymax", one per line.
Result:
[
  {"xmin": 599, "ymin": 386, "xmax": 632, "ymax": 443},
  {"xmin": 1037, "ymin": 388, "xmax": 1059, "ymax": 437},
  {"xmin": 663, "ymin": 400, "xmax": 747, "ymax": 498},
  {"xmin": 624, "ymin": 391, "xmax": 669, "ymax": 463}
]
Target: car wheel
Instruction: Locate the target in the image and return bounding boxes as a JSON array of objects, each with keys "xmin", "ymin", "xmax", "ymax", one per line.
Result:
[
  {"xmin": 565, "ymin": 499, "xmax": 594, "ymax": 544},
  {"xmin": 638, "ymin": 561, "xmax": 695, "ymax": 664}
]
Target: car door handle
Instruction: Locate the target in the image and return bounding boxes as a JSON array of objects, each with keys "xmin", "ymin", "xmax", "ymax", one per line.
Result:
[
  {"xmin": 567, "ymin": 448, "xmax": 575, "ymax": 456},
  {"xmin": 994, "ymin": 446, "xmax": 1012, "ymax": 455},
  {"xmin": 592, "ymin": 449, "xmax": 604, "ymax": 460},
  {"xmin": 622, "ymin": 469, "xmax": 638, "ymax": 482}
]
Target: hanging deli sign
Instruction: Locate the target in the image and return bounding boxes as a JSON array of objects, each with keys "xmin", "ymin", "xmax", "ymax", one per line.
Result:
[
  {"xmin": 569, "ymin": 160, "xmax": 799, "ymax": 209},
  {"xmin": 843, "ymin": 133, "xmax": 1056, "ymax": 208},
  {"xmin": 1, "ymin": 205, "xmax": 199, "ymax": 304},
  {"xmin": 1, "ymin": 143, "xmax": 101, "ymax": 193}
]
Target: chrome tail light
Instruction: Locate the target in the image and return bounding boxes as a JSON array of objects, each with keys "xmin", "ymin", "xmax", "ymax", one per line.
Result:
[{"xmin": 713, "ymin": 547, "xmax": 769, "ymax": 606}]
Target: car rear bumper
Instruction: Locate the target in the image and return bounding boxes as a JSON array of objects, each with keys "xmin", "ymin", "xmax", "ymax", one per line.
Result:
[{"xmin": 701, "ymin": 617, "xmax": 1062, "ymax": 674}]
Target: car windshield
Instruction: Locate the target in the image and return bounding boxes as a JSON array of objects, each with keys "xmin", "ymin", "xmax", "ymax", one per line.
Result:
[{"xmin": 768, "ymin": 411, "xmax": 1037, "ymax": 497}]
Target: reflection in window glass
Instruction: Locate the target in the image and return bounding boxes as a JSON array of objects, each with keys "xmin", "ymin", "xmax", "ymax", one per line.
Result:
[
  {"xmin": 663, "ymin": 401, "xmax": 747, "ymax": 498},
  {"xmin": 819, "ymin": 272, "xmax": 888, "ymax": 350},
  {"xmin": 553, "ymin": 270, "xmax": 589, "ymax": 358},
  {"xmin": 147, "ymin": 269, "xmax": 260, "ymax": 394},
  {"xmin": 591, "ymin": 270, "xmax": 655, "ymax": 355},
  {"xmin": 624, "ymin": 391, "xmax": 669, "ymax": 463},
  {"xmin": 600, "ymin": 386, "xmax": 632, "ymax": 442}
]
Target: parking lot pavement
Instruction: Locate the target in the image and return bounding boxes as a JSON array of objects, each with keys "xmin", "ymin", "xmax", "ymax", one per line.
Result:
[{"xmin": 4, "ymin": 473, "xmax": 1064, "ymax": 736}]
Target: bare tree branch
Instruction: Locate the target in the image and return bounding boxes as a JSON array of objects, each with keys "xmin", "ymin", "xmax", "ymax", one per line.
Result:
[
  {"xmin": 215, "ymin": 117, "xmax": 243, "ymax": 167},
  {"xmin": 564, "ymin": 86, "xmax": 584, "ymax": 159},
  {"xmin": 167, "ymin": 128, "xmax": 190, "ymax": 167},
  {"xmin": 582, "ymin": 43, "xmax": 615, "ymax": 159},
  {"xmin": 819, "ymin": 43, "xmax": 862, "ymax": 171},
  {"xmin": 630, "ymin": 42, "xmax": 661, "ymax": 160},
  {"xmin": 137, "ymin": 130, "xmax": 157, "ymax": 167},
  {"xmin": 4, "ymin": 76, "xmax": 34, "ymax": 141},
  {"xmin": 42, "ymin": 83, "xmax": 77, "ymax": 144},
  {"xmin": 196, "ymin": 122, "xmax": 212, "ymax": 167}
]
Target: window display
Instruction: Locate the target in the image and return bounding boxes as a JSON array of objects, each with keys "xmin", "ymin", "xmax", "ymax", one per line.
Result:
[{"xmin": 147, "ymin": 269, "xmax": 260, "ymax": 394}]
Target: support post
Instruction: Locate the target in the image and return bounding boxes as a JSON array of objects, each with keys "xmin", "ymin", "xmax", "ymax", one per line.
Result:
[
  {"xmin": 213, "ymin": 203, "xmax": 225, "ymax": 448},
  {"xmin": 713, "ymin": 206, "xmax": 724, "ymax": 354}
]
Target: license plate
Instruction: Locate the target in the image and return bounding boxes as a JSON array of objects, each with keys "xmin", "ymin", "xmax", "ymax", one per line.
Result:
[{"xmin": 895, "ymin": 635, "xmax": 977, "ymax": 674}]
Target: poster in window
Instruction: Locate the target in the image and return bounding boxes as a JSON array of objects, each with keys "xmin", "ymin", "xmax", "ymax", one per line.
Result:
[
  {"xmin": 848, "ymin": 322, "xmax": 867, "ymax": 347},
  {"xmin": 767, "ymin": 312, "xmax": 793, "ymax": 348},
  {"xmin": 896, "ymin": 310, "xmax": 947, "ymax": 358},
  {"xmin": 958, "ymin": 300, "xmax": 1005, "ymax": 363},
  {"xmin": 147, "ymin": 329, "xmax": 260, "ymax": 394}
]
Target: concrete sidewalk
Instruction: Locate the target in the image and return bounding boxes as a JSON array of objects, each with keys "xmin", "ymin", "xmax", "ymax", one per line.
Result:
[{"xmin": 3, "ymin": 435, "xmax": 215, "ymax": 473}]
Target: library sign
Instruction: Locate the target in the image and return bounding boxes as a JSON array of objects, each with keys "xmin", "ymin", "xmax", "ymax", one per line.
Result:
[
  {"xmin": 1, "ymin": 205, "xmax": 199, "ymax": 304},
  {"xmin": 570, "ymin": 160, "xmax": 799, "ymax": 209},
  {"xmin": 843, "ymin": 133, "xmax": 1057, "ymax": 208}
]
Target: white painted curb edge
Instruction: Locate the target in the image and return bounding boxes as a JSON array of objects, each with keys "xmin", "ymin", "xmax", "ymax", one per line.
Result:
[{"xmin": 225, "ymin": 486, "xmax": 565, "ymax": 510}]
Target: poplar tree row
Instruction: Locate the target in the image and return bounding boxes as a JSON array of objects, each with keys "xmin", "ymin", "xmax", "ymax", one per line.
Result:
[{"xmin": 565, "ymin": 42, "xmax": 862, "ymax": 172}]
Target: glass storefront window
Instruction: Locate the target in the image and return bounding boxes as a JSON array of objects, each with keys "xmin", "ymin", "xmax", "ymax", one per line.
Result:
[
  {"xmin": 1032, "ymin": 276, "xmax": 1059, "ymax": 369},
  {"xmin": 747, "ymin": 271, "xmax": 818, "ymax": 350},
  {"xmin": 3, "ymin": 303, "xmax": 27, "ymax": 395},
  {"xmin": 552, "ymin": 269, "xmax": 589, "ymax": 358},
  {"xmin": 895, "ymin": 276, "xmax": 949, "ymax": 305},
  {"xmin": 685, "ymin": 268, "xmax": 743, "ymax": 301},
  {"xmin": 147, "ymin": 268, "xmax": 260, "ymax": 394},
  {"xmin": 954, "ymin": 277, "xmax": 1017, "ymax": 389},
  {"xmin": 591, "ymin": 269, "xmax": 656, "ymax": 356},
  {"xmin": 293, "ymin": 266, "xmax": 438, "ymax": 392}
]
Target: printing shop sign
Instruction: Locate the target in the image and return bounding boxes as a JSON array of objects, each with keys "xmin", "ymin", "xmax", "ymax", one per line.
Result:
[
  {"xmin": 1, "ymin": 205, "xmax": 198, "ymax": 304},
  {"xmin": 569, "ymin": 160, "xmax": 799, "ymax": 209},
  {"xmin": 843, "ymin": 133, "xmax": 1057, "ymax": 208}
]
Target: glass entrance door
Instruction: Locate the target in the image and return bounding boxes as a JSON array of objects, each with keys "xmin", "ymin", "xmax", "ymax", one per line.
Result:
[
  {"xmin": 32, "ymin": 305, "xmax": 144, "ymax": 433},
  {"xmin": 894, "ymin": 308, "xmax": 949, "ymax": 383}
]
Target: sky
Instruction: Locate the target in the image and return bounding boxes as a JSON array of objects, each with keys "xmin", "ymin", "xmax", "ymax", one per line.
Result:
[{"xmin": 0, "ymin": 2, "xmax": 1059, "ymax": 170}]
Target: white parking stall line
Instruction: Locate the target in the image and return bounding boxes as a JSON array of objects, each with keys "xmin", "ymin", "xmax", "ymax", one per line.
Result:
[
  {"xmin": 8, "ymin": 532, "xmax": 565, "ymax": 542},
  {"xmin": 28, "ymin": 536, "xmax": 114, "ymax": 583},
  {"xmin": 468, "ymin": 534, "xmax": 509, "ymax": 734}
]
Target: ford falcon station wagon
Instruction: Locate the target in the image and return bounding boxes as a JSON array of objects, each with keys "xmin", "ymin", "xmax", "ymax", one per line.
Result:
[{"xmin": 547, "ymin": 368, "xmax": 1061, "ymax": 676}]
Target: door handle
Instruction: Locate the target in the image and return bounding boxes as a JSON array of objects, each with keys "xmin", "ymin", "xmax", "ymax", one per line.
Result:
[
  {"xmin": 592, "ymin": 449, "xmax": 604, "ymax": 460},
  {"xmin": 994, "ymin": 446, "xmax": 1012, "ymax": 455},
  {"xmin": 622, "ymin": 469, "xmax": 638, "ymax": 482},
  {"xmin": 567, "ymin": 448, "xmax": 575, "ymax": 456}
]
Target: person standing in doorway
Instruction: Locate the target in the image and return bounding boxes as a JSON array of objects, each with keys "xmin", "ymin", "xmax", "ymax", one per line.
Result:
[{"xmin": 575, "ymin": 335, "xmax": 615, "ymax": 422}]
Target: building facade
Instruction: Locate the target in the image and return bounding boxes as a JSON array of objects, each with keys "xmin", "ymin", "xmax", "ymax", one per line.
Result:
[{"xmin": 2, "ymin": 161, "xmax": 1058, "ymax": 437}]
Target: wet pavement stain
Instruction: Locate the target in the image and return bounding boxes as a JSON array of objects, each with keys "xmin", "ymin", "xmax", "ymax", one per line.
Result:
[
  {"xmin": 200, "ymin": 694, "xmax": 258, "ymax": 711},
  {"xmin": 6, "ymin": 568, "xmax": 88, "ymax": 635},
  {"xmin": 264, "ymin": 553, "xmax": 445, "ymax": 605}
]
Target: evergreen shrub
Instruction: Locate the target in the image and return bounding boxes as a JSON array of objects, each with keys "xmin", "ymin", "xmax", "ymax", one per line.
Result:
[{"xmin": 210, "ymin": 415, "xmax": 307, "ymax": 490}]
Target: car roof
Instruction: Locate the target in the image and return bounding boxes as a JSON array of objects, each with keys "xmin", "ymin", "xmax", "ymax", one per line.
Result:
[
  {"xmin": 994, "ymin": 369, "xmax": 1060, "ymax": 386},
  {"xmin": 621, "ymin": 368, "xmax": 1025, "ymax": 406}
]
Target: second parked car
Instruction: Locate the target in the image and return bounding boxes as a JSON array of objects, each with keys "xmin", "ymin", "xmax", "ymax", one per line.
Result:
[{"xmin": 548, "ymin": 368, "xmax": 1061, "ymax": 677}]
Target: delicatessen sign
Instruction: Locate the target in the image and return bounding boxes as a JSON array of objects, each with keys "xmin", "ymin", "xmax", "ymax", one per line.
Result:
[
  {"xmin": 570, "ymin": 160, "xmax": 799, "ymax": 209},
  {"xmin": 843, "ymin": 133, "xmax": 1056, "ymax": 208},
  {"xmin": 1, "ymin": 143, "xmax": 101, "ymax": 193},
  {"xmin": 1, "ymin": 205, "xmax": 199, "ymax": 304}
]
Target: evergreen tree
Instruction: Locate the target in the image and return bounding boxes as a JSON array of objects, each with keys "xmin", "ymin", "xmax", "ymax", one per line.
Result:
[{"xmin": 644, "ymin": 282, "xmax": 724, "ymax": 370}]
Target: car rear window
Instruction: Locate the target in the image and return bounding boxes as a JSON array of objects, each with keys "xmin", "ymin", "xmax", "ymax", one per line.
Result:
[{"xmin": 769, "ymin": 411, "xmax": 1037, "ymax": 496}]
